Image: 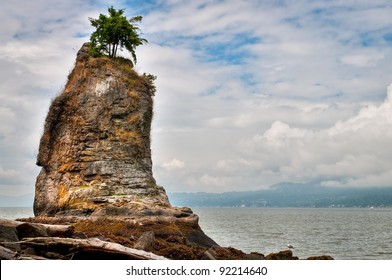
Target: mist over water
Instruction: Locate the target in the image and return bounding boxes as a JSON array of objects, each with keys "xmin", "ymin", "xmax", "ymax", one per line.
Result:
[{"xmin": 194, "ymin": 207, "xmax": 392, "ymax": 260}]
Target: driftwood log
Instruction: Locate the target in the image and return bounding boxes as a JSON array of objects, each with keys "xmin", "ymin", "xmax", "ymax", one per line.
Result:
[
  {"xmin": 0, "ymin": 219, "xmax": 166, "ymax": 260},
  {"xmin": 0, "ymin": 218, "xmax": 74, "ymax": 240},
  {"xmin": 12, "ymin": 237, "xmax": 166, "ymax": 260},
  {"xmin": 0, "ymin": 245, "xmax": 47, "ymax": 260}
]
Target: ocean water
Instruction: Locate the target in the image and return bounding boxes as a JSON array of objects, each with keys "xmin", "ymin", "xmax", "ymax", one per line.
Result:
[
  {"xmin": 193, "ymin": 207, "xmax": 392, "ymax": 260},
  {"xmin": 1, "ymin": 207, "xmax": 391, "ymax": 260},
  {"xmin": 0, "ymin": 207, "xmax": 34, "ymax": 220}
]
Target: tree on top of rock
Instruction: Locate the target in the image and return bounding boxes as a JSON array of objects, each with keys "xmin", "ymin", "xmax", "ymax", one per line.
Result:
[{"xmin": 89, "ymin": 6, "xmax": 147, "ymax": 63}]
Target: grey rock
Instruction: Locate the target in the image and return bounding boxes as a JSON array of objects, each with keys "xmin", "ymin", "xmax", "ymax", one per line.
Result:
[
  {"xmin": 134, "ymin": 231, "xmax": 155, "ymax": 252},
  {"xmin": 0, "ymin": 219, "xmax": 20, "ymax": 243},
  {"xmin": 266, "ymin": 250, "xmax": 299, "ymax": 260},
  {"xmin": 0, "ymin": 219, "xmax": 21, "ymax": 251}
]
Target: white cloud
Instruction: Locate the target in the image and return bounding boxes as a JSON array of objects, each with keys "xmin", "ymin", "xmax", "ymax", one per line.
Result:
[
  {"xmin": 341, "ymin": 51, "xmax": 385, "ymax": 67},
  {"xmin": 162, "ymin": 158, "xmax": 186, "ymax": 171},
  {"xmin": 200, "ymin": 174, "xmax": 236, "ymax": 188},
  {"xmin": 232, "ymin": 84, "xmax": 392, "ymax": 188},
  {"xmin": 0, "ymin": 166, "xmax": 20, "ymax": 182},
  {"xmin": 0, "ymin": 107, "xmax": 16, "ymax": 135}
]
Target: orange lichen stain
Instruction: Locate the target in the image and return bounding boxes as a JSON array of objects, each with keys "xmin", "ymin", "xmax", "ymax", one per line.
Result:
[
  {"xmin": 127, "ymin": 113, "xmax": 141, "ymax": 125},
  {"xmin": 58, "ymin": 185, "xmax": 68, "ymax": 199},
  {"xmin": 115, "ymin": 127, "xmax": 142, "ymax": 146},
  {"xmin": 57, "ymin": 185, "xmax": 70, "ymax": 208},
  {"xmin": 58, "ymin": 163, "xmax": 72, "ymax": 173},
  {"xmin": 128, "ymin": 90, "xmax": 140, "ymax": 100},
  {"xmin": 127, "ymin": 91, "xmax": 140, "ymax": 109},
  {"xmin": 70, "ymin": 115, "xmax": 86, "ymax": 126}
]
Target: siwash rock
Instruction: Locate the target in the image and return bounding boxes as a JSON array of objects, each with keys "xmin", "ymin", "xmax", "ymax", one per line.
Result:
[
  {"xmin": 32, "ymin": 43, "xmax": 218, "ymax": 252},
  {"xmin": 34, "ymin": 43, "xmax": 170, "ymax": 217}
]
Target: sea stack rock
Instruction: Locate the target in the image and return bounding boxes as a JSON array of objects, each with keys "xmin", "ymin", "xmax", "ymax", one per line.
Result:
[
  {"xmin": 34, "ymin": 43, "xmax": 170, "ymax": 216},
  {"xmin": 32, "ymin": 43, "xmax": 218, "ymax": 253}
]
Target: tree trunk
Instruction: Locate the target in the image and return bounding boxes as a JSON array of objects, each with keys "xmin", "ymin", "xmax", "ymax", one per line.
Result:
[
  {"xmin": 114, "ymin": 44, "xmax": 118, "ymax": 57},
  {"xmin": 112, "ymin": 44, "xmax": 117, "ymax": 57}
]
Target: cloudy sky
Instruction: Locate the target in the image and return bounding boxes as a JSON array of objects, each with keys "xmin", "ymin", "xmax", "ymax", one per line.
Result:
[{"xmin": 1, "ymin": 0, "xmax": 392, "ymax": 199}]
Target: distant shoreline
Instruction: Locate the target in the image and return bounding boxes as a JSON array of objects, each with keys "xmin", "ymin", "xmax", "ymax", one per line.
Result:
[
  {"xmin": 3, "ymin": 183, "xmax": 392, "ymax": 208},
  {"xmin": 168, "ymin": 183, "xmax": 392, "ymax": 208}
]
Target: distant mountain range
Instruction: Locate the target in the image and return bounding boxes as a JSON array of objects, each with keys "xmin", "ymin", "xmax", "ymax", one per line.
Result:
[
  {"xmin": 168, "ymin": 182, "xmax": 392, "ymax": 208},
  {"xmin": 2, "ymin": 182, "xmax": 392, "ymax": 208}
]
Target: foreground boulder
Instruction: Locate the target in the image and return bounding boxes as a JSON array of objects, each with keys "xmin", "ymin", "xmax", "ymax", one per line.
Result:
[{"xmin": 266, "ymin": 250, "xmax": 299, "ymax": 260}]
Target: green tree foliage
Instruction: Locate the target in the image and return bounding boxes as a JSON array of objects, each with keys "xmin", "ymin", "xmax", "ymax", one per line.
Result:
[
  {"xmin": 89, "ymin": 6, "xmax": 147, "ymax": 63},
  {"xmin": 143, "ymin": 73, "xmax": 157, "ymax": 95}
]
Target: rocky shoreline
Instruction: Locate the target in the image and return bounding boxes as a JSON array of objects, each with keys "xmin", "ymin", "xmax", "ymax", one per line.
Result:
[{"xmin": 0, "ymin": 217, "xmax": 332, "ymax": 260}]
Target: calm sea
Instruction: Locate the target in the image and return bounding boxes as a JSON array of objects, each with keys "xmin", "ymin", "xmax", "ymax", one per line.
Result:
[
  {"xmin": 193, "ymin": 207, "xmax": 392, "ymax": 260},
  {"xmin": 0, "ymin": 207, "xmax": 34, "ymax": 220},
  {"xmin": 1, "ymin": 207, "xmax": 391, "ymax": 260}
]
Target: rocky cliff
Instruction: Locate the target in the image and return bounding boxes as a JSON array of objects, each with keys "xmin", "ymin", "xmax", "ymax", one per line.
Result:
[{"xmin": 34, "ymin": 43, "xmax": 169, "ymax": 217}]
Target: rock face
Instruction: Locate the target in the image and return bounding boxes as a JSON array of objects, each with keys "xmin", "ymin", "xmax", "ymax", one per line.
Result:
[{"xmin": 34, "ymin": 43, "xmax": 169, "ymax": 216}]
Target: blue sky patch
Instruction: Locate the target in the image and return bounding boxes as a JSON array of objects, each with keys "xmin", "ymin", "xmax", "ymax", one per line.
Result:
[
  {"xmin": 195, "ymin": 33, "xmax": 260, "ymax": 65},
  {"xmin": 383, "ymin": 32, "xmax": 392, "ymax": 44}
]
